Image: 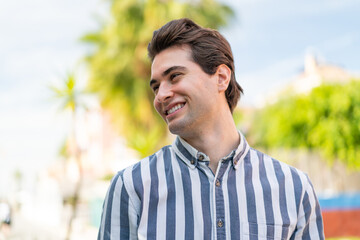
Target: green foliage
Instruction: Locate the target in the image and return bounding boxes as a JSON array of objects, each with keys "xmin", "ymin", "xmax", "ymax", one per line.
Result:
[
  {"xmin": 83, "ymin": 0, "xmax": 234, "ymax": 157},
  {"xmin": 250, "ymin": 79, "xmax": 360, "ymax": 170},
  {"xmin": 58, "ymin": 140, "xmax": 69, "ymax": 159},
  {"xmin": 101, "ymin": 173, "xmax": 115, "ymax": 182},
  {"xmin": 49, "ymin": 72, "xmax": 87, "ymax": 113},
  {"xmin": 232, "ymin": 108, "xmax": 243, "ymax": 126},
  {"xmin": 49, "ymin": 72, "xmax": 89, "ymax": 160}
]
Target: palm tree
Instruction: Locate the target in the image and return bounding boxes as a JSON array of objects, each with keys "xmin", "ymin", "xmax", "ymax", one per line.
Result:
[{"xmin": 50, "ymin": 72, "xmax": 86, "ymax": 240}]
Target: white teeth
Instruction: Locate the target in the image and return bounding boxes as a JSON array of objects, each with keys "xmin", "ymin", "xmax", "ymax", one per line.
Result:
[{"xmin": 167, "ymin": 103, "xmax": 184, "ymax": 115}]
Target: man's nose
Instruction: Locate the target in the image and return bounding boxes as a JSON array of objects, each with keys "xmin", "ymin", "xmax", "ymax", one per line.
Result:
[{"xmin": 156, "ymin": 82, "xmax": 173, "ymax": 103}]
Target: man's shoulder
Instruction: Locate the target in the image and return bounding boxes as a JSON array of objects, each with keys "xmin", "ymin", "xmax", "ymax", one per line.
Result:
[{"xmin": 248, "ymin": 147, "xmax": 309, "ymax": 182}]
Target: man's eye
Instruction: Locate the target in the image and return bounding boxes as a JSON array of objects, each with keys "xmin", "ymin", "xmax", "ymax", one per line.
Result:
[
  {"xmin": 170, "ymin": 73, "xmax": 181, "ymax": 80},
  {"xmin": 152, "ymin": 86, "xmax": 159, "ymax": 93}
]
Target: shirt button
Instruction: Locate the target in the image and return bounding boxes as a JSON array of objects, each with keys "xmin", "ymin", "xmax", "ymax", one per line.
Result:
[
  {"xmin": 217, "ymin": 219, "xmax": 223, "ymax": 228},
  {"xmin": 215, "ymin": 179, "xmax": 221, "ymax": 187},
  {"xmin": 190, "ymin": 160, "xmax": 195, "ymax": 165},
  {"xmin": 198, "ymin": 155, "xmax": 204, "ymax": 161}
]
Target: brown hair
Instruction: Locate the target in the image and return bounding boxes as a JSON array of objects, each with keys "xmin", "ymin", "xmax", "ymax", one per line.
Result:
[{"xmin": 148, "ymin": 18, "xmax": 243, "ymax": 113}]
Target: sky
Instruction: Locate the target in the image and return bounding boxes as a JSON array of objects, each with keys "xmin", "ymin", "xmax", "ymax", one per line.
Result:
[
  {"xmin": 0, "ymin": 0, "xmax": 359, "ymax": 193},
  {"xmin": 222, "ymin": 0, "xmax": 360, "ymax": 105},
  {"xmin": 0, "ymin": 0, "xmax": 105, "ymax": 194}
]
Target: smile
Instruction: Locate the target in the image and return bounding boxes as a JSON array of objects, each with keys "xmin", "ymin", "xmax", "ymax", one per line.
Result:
[{"xmin": 166, "ymin": 103, "xmax": 185, "ymax": 115}]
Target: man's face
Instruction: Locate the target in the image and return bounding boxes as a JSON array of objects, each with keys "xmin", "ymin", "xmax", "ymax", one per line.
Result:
[{"xmin": 150, "ymin": 45, "xmax": 219, "ymax": 137}]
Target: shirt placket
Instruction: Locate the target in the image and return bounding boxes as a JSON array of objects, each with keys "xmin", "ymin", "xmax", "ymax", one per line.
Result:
[{"xmin": 213, "ymin": 159, "xmax": 230, "ymax": 240}]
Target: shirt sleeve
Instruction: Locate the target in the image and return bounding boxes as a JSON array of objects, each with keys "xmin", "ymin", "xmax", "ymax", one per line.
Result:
[
  {"xmin": 292, "ymin": 175, "xmax": 325, "ymax": 240},
  {"xmin": 98, "ymin": 171, "xmax": 139, "ymax": 240}
]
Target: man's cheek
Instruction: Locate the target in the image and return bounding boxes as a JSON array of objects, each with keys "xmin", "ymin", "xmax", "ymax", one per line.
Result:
[{"xmin": 154, "ymin": 104, "xmax": 162, "ymax": 116}]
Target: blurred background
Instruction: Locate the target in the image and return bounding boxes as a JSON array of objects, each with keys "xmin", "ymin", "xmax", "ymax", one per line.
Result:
[{"xmin": 0, "ymin": 0, "xmax": 359, "ymax": 239}]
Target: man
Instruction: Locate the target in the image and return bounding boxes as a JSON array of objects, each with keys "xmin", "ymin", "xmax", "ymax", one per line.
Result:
[{"xmin": 98, "ymin": 18, "xmax": 324, "ymax": 240}]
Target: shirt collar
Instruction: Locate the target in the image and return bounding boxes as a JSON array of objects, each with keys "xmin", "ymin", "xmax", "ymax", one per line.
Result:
[
  {"xmin": 172, "ymin": 137, "xmax": 202, "ymax": 169},
  {"xmin": 172, "ymin": 131, "xmax": 250, "ymax": 170},
  {"xmin": 232, "ymin": 131, "xmax": 250, "ymax": 170}
]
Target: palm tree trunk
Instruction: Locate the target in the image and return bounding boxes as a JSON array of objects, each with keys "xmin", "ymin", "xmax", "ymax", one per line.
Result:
[{"xmin": 65, "ymin": 111, "xmax": 83, "ymax": 240}]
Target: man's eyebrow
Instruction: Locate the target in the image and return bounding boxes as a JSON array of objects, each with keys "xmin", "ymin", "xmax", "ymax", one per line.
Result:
[
  {"xmin": 162, "ymin": 66, "xmax": 186, "ymax": 77},
  {"xmin": 150, "ymin": 66, "xmax": 186, "ymax": 88}
]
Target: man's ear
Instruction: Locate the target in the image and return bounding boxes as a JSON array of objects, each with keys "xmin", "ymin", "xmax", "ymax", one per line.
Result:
[{"xmin": 216, "ymin": 64, "xmax": 231, "ymax": 92}]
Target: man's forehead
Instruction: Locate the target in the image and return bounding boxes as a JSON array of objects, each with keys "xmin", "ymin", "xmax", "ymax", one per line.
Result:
[{"xmin": 151, "ymin": 46, "xmax": 192, "ymax": 77}]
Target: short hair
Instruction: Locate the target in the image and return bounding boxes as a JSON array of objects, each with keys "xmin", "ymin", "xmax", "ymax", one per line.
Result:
[{"xmin": 147, "ymin": 18, "xmax": 243, "ymax": 113}]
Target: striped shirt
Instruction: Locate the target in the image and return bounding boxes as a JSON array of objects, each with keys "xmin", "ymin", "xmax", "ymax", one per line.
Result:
[{"xmin": 98, "ymin": 132, "xmax": 324, "ymax": 240}]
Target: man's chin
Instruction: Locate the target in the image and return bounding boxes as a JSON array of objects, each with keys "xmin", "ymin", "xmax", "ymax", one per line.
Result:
[{"xmin": 167, "ymin": 121, "xmax": 185, "ymax": 136}]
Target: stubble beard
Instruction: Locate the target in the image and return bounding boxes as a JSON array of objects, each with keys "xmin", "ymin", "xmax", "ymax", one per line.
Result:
[
  {"xmin": 167, "ymin": 109, "xmax": 208, "ymax": 140},
  {"xmin": 167, "ymin": 113, "xmax": 195, "ymax": 138}
]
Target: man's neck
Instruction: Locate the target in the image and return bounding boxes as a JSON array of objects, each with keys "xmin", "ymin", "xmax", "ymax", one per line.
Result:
[{"xmin": 182, "ymin": 110, "xmax": 240, "ymax": 174}]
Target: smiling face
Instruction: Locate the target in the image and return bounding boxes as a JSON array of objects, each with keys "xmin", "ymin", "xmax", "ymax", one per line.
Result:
[{"xmin": 150, "ymin": 45, "xmax": 220, "ymax": 138}]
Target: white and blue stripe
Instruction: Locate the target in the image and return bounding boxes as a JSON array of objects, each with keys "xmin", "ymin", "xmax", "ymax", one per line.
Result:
[{"xmin": 98, "ymin": 132, "xmax": 324, "ymax": 239}]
